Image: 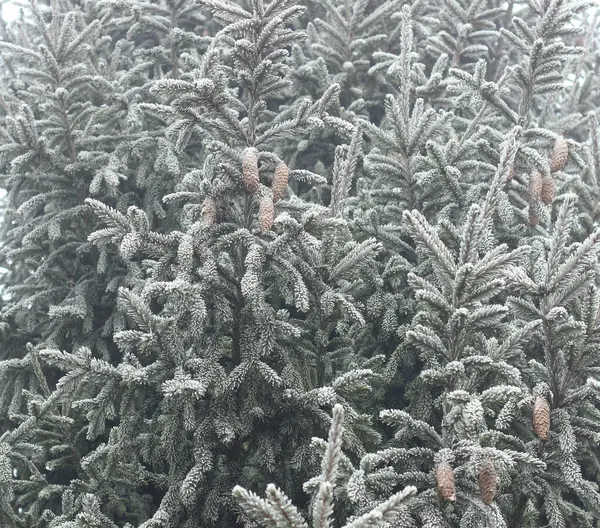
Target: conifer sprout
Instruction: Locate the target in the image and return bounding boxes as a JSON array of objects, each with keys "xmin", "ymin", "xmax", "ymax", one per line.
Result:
[{"xmin": 550, "ymin": 136, "xmax": 569, "ymax": 173}]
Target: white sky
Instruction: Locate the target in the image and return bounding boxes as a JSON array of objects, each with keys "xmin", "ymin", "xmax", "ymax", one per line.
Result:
[{"xmin": 2, "ymin": 2, "xmax": 19, "ymax": 23}]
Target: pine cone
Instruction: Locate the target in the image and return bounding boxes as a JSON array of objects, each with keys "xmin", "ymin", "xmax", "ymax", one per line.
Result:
[
  {"xmin": 242, "ymin": 147, "xmax": 260, "ymax": 193},
  {"xmin": 478, "ymin": 458, "xmax": 497, "ymax": 505},
  {"xmin": 272, "ymin": 161, "xmax": 289, "ymax": 202},
  {"xmin": 202, "ymin": 198, "xmax": 217, "ymax": 227},
  {"xmin": 540, "ymin": 174, "xmax": 556, "ymax": 205},
  {"xmin": 258, "ymin": 195, "xmax": 274, "ymax": 231},
  {"xmin": 550, "ymin": 137, "xmax": 568, "ymax": 173},
  {"xmin": 529, "ymin": 201, "xmax": 540, "ymax": 226},
  {"xmin": 533, "ymin": 396, "xmax": 551, "ymax": 441},
  {"xmin": 528, "ymin": 170, "xmax": 542, "ymax": 202},
  {"xmin": 507, "ymin": 164, "xmax": 515, "ymax": 181},
  {"xmin": 435, "ymin": 461, "xmax": 456, "ymax": 501}
]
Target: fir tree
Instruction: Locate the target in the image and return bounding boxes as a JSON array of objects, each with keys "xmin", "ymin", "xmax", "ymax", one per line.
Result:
[{"xmin": 0, "ymin": 0, "xmax": 389, "ymax": 526}]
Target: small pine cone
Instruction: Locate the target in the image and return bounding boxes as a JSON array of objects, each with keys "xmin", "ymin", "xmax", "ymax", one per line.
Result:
[
  {"xmin": 540, "ymin": 174, "xmax": 556, "ymax": 205},
  {"xmin": 435, "ymin": 461, "xmax": 456, "ymax": 502},
  {"xmin": 242, "ymin": 147, "xmax": 260, "ymax": 194},
  {"xmin": 529, "ymin": 199, "xmax": 541, "ymax": 226},
  {"xmin": 550, "ymin": 137, "xmax": 568, "ymax": 173},
  {"xmin": 528, "ymin": 170, "xmax": 543, "ymax": 202},
  {"xmin": 119, "ymin": 232, "xmax": 140, "ymax": 260},
  {"xmin": 272, "ymin": 162, "xmax": 289, "ymax": 202},
  {"xmin": 478, "ymin": 458, "xmax": 498, "ymax": 505},
  {"xmin": 258, "ymin": 195, "xmax": 274, "ymax": 231},
  {"xmin": 529, "ymin": 208, "xmax": 539, "ymax": 226},
  {"xmin": 533, "ymin": 396, "xmax": 551, "ymax": 441},
  {"xmin": 507, "ymin": 164, "xmax": 515, "ymax": 182},
  {"xmin": 202, "ymin": 198, "xmax": 217, "ymax": 227}
]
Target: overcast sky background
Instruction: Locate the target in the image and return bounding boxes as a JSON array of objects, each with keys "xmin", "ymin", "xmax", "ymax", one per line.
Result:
[{"xmin": 2, "ymin": 2, "xmax": 18, "ymax": 22}]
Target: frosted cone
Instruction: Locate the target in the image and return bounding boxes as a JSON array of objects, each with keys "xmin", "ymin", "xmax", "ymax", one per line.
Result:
[
  {"xmin": 259, "ymin": 195, "xmax": 274, "ymax": 231},
  {"xmin": 507, "ymin": 165, "xmax": 515, "ymax": 181},
  {"xmin": 529, "ymin": 206, "xmax": 539, "ymax": 227},
  {"xmin": 540, "ymin": 174, "xmax": 556, "ymax": 205},
  {"xmin": 528, "ymin": 170, "xmax": 542, "ymax": 202},
  {"xmin": 550, "ymin": 137, "xmax": 568, "ymax": 173},
  {"xmin": 435, "ymin": 461, "xmax": 456, "ymax": 501},
  {"xmin": 533, "ymin": 396, "xmax": 550, "ymax": 441},
  {"xmin": 478, "ymin": 458, "xmax": 497, "ymax": 505},
  {"xmin": 202, "ymin": 198, "xmax": 217, "ymax": 227},
  {"xmin": 272, "ymin": 162, "xmax": 289, "ymax": 202},
  {"xmin": 242, "ymin": 147, "xmax": 260, "ymax": 193}
]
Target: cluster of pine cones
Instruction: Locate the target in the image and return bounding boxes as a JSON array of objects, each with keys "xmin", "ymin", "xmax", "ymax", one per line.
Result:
[
  {"xmin": 435, "ymin": 457, "xmax": 498, "ymax": 505},
  {"xmin": 524, "ymin": 136, "xmax": 568, "ymax": 226},
  {"xmin": 201, "ymin": 147, "xmax": 289, "ymax": 231},
  {"xmin": 435, "ymin": 395, "xmax": 551, "ymax": 504}
]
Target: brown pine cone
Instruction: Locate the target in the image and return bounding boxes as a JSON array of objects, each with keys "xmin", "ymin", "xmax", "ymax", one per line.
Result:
[
  {"xmin": 478, "ymin": 458, "xmax": 497, "ymax": 505},
  {"xmin": 528, "ymin": 170, "xmax": 543, "ymax": 202},
  {"xmin": 258, "ymin": 195, "xmax": 274, "ymax": 231},
  {"xmin": 242, "ymin": 147, "xmax": 260, "ymax": 193},
  {"xmin": 436, "ymin": 461, "xmax": 456, "ymax": 501},
  {"xmin": 507, "ymin": 164, "xmax": 515, "ymax": 181},
  {"xmin": 540, "ymin": 174, "xmax": 556, "ymax": 205},
  {"xmin": 550, "ymin": 137, "xmax": 568, "ymax": 173},
  {"xmin": 272, "ymin": 161, "xmax": 289, "ymax": 202},
  {"xmin": 533, "ymin": 396, "xmax": 551, "ymax": 441},
  {"xmin": 529, "ymin": 200, "xmax": 540, "ymax": 226},
  {"xmin": 202, "ymin": 198, "xmax": 217, "ymax": 227}
]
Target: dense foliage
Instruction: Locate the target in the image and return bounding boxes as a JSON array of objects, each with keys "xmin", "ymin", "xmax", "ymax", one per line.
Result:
[{"xmin": 0, "ymin": 0, "xmax": 598, "ymax": 527}]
